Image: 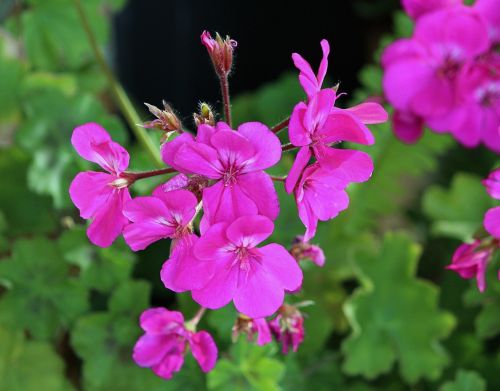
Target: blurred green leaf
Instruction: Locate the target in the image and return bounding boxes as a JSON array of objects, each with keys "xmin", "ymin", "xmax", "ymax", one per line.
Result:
[
  {"xmin": 0, "ymin": 325, "xmax": 75, "ymax": 391},
  {"xmin": 0, "ymin": 39, "xmax": 24, "ymax": 123},
  {"xmin": 439, "ymin": 370, "xmax": 486, "ymax": 391},
  {"xmin": 342, "ymin": 233, "xmax": 455, "ymax": 383},
  {"xmin": 423, "ymin": 173, "xmax": 492, "ymax": 241},
  {"xmin": 0, "ymin": 236, "xmax": 89, "ymax": 340}
]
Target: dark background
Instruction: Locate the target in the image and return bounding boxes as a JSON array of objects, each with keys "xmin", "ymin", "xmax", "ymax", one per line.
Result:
[{"xmin": 114, "ymin": 0, "xmax": 399, "ymax": 118}]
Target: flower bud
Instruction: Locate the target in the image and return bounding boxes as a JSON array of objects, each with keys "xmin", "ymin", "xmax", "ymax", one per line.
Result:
[
  {"xmin": 143, "ymin": 101, "xmax": 182, "ymax": 138},
  {"xmin": 194, "ymin": 102, "xmax": 215, "ymax": 127},
  {"xmin": 232, "ymin": 314, "xmax": 272, "ymax": 346},
  {"xmin": 269, "ymin": 304, "xmax": 305, "ymax": 354},
  {"xmin": 201, "ymin": 31, "xmax": 237, "ymax": 77},
  {"xmin": 290, "ymin": 235, "xmax": 325, "ymax": 267}
]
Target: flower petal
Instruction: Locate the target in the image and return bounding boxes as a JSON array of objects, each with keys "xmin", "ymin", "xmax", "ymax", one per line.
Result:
[
  {"xmin": 69, "ymin": 171, "xmax": 113, "ymax": 219},
  {"xmin": 237, "ymin": 171, "xmax": 280, "ymax": 221},
  {"xmin": 174, "ymin": 143, "xmax": 222, "ymax": 178},
  {"xmin": 189, "ymin": 331, "xmax": 218, "ymax": 372},
  {"xmin": 226, "ymin": 215, "xmax": 274, "ymax": 248},
  {"xmin": 285, "ymin": 146, "xmax": 312, "ymax": 194},
  {"xmin": 346, "ymin": 102, "xmax": 388, "ymax": 124},
  {"xmin": 485, "ymin": 206, "xmax": 500, "ymax": 239},
  {"xmin": 237, "ymin": 122, "xmax": 282, "ymax": 171}
]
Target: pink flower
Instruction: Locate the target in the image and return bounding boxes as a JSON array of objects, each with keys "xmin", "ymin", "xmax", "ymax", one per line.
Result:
[
  {"xmin": 269, "ymin": 305, "xmax": 304, "ymax": 354},
  {"xmin": 402, "ymin": 0, "xmax": 461, "ymax": 20},
  {"xmin": 475, "ymin": 0, "xmax": 500, "ymax": 44},
  {"xmin": 69, "ymin": 123, "xmax": 131, "ymax": 247},
  {"xmin": 133, "ymin": 308, "xmax": 217, "ymax": 379},
  {"xmin": 232, "ymin": 315, "xmax": 272, "ymax": 346},
  {"xmin": 162, "ymin": 122, "xmax": 281, "ymax": 228},
  {"xmin": 392, "ymin": 110, "xmax": 424, "ymax": 144},
  {"xmin": 123, "ymin": 189, "xmax": 198, "ymax": 251},
  {"xmin": 446, "ymin": 240, "xmax": 493, "ymax": 292},
  {"xmin": 294, "ymin": 153, "xmax": 373, "ymax": 241},
  {"xmin": 290, "ymin": 235, "xmax": 325, "ymax": 267},
  {"xmin": 201, "ymin": 31, "xmax": 237, "ymax": 76},
  {"xmin": 483, "ymin": 169, "xmax": 500, "ymax": 239},
  {"xmin": 191, "ymin": 215, "xmax": 303, "ymax": 318},
  {"xmin": 383, "ymin": 6, "xmax": 490, "ymax": 121}
]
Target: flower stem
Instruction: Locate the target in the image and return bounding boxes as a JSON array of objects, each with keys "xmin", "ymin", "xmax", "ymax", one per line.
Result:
[
  {"xmin": 73, "ymin": 0, "xmax": 163, "ymax": 168},
  {"xmin": 219, "ymin": 75, "xmax": 232, "ymax": 127},
  {"xmin": 282, "ymin": 143, "xmax": 299, "ymax": 152},
  {"xmin": 190, "ymin": 307, "xmax": 207, "ymax": 328},
  {"xmin": 271, "ymin": 117, "xmax": 289, "ymax": 134},
  {"xmin": 270, "ymin": 175, "xmax": 287, "ymax": 182},
  {"xmin": 124, "ymin": 167, "xmax": 177, "ymax": 181}
]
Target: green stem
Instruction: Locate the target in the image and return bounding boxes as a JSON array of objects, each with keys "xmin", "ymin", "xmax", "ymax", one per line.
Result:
[{"xmin": 74, "ymin": 0, "xmax": 163, "ymax": 168}]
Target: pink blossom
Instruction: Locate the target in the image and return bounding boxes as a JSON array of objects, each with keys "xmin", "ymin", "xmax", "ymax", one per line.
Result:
[
  {"xmin": 232, "ymin": 315, "xmax": 272, "ymax": 346},
  {"xmin": 69, "ymin": 123, "xmax": 131, "ymax": 248},
  {"xmin": 483, "ymin": 169, "xmax": 500, "ymax": 239},
  {"xmin": 290, "ymin": 235, "xmax": 325, "ymax": 267},
  {"xmin": 475, "ymin": 0, "xmax": 500, "ymax": 44},
  {"xmin": 123, "ymin": 189, "xmax": 198, "ymax": 251},
  {"xmin": 446, "ymin": 240, "xmax": 493, "ymax": 292},
  {"xmin": 383, "ymin": 6, "xmax": 490, "ymax": 121},
  {"xmin": 191, "ymin": 215, "xmax": 303, "ymax": 318},
  {"xmin": 133, "ymin": 308, "xmax": 217, "ymax": 379},
  {"xmin": 392, "ymin": 110, "xmax": 424, "ymax": 144},
  {"xmin": 269, "ymin": 305, "xmax": 304, "ymax": 354},
  {"xmin": 294, "ymin": 153, "xmax": 373, "ymax": 241},
  {"xmin": 402, "ymin": 0, "xmax": 462, "ymax": 20},
  {"xmin": 483, "ymin": 168, "xmax": 500, "ymax": 199},
  {"xmin": 162, "ymin": 122, "xmax": 281, "ymax": 228}
]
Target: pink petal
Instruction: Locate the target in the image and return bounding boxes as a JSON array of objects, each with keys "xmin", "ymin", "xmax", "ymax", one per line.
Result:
[
  {"xmin": 196, "ymin": 123, "xmax": 219, "ymax": 146},
  {"xmin": 87, "ymin": 188, "xmax": 130, "ymax": 247},
  {"xmin": 259, "ymin": 243, "xmax": 303, "ymax": 291},
  {"xmin": 304, "ymin": 89, "xmax": 336, "ymax": 135},
  {"xmin": 485, "ymin": 206, "xmax": 500, "ymax": 239},
  {"xmin": 133, "ymin": 334, "xmax": 177, "ymax": 367},
  {"xmin": 225, "ymin": 215, "xmax": 274, "ymax": 248},
  {"xmin": 319, "ymin": 109, "xmax": 375, "ymax": 145},
  {"xmin": 315, "ymin": 147, "xmax": 374, "ymax": 183},
  {"xmin": 402, "ymin": 0, "xmax": 461, "ymax": 20},
  {"xmin": 139, "ymin": 307, "xmax": 184, "ymax": 333},
  {"xmin": 289, "ymin": 102, "xmax": 312, "ymax": 146},
  {"xmin": 194, "ymin": 222, "xmax": 231, "ymax": 260},
  {"xmin": 483, "ymin": 169, "xmax": 500, "ymax": 199},
  {"xmin": 475, "ymin": 0, "xmax": 500, "ymax": 44},
  {"xmin": 210, "ymin": 130, "xmax": 256, "ymax": 167},
  {"xmin": 285, "ymin": 146, "xmax": 312, "ymax": 194},
  {"xmin": 174, "ymin": 142, "xmax": 222, "ymax": 178},
  {"xmin": 189, "ymin": 331, "xmax": 218, "ymax": 372},
  {"xmin": 123, "ymin": 222, "xmax": 175, "ymax": 251},
  {"xmin": 346, "ymin": 102, "xmax": 388, "ymax": 124},
  {"xmin": 71, "ymin": 123, "xmax": 129, "ymax": 174},
  {"xmin": 161, "ymin": 234, "xmax": 215, "ymax": 292},
  {"xmin": 292, "ymin": 52, "xmax": 318, "ymax": 99},
  {"xmin": 152, "ymin": 351, "xmax": 185, "ymax": 380},
  {"xmin": 237, "ymin": 122, "xmax": 282, "ymax": 171},
  {"xmin": 154, "ymin": 189, "xmax": 198, "ymax": 226},
  {"xmin": 409, "ymin": 74, "xmax": 454, "ymax": 118},
  {"xmin": 392, "ymin": 110, "xmax": 425, "ymax": 144},
  {"xmin": 69, "ymin": 171, "xmax": 113, "ymax": 219},
  {"xmin": 237, "ymin": 171, "xmax": 280, "ymax": 221},
  {"xmin": 316, "ymin": 39, "xmax": 330, "ymax": 89},
  {"xmin": 155, "ymin": 174, "xmax": 190, "ymax": 193},
  {"xmin": 253, "ymin": 319, "xmax": 272, "ymax": 346},
  {"xmin": 161, "ymin": 133, "xmax": 195, "ymax": 169}
]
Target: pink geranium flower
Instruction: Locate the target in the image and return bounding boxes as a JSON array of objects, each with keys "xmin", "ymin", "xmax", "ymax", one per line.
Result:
[
  {"xmin": 475, "ymin": 0, "xmax": 500, "ymax": 44},
  {"xmin": 133, "ymin": 307, "xmax": 217, "ymax": 379},
  {"xmin": 162, "ymin": 122, "xmax": 281, "ymax": 228},
  {"xmin": 69, "ymin": 123, "xmax": 131, "ymax": 247},
  {"xmin": 191, "ymin": 215, "xmax": 303, "ymax": 318},
  {"xmin": 269, "ymin": 305, "xmax": 305, "ymax": 354},
  {"xmin": 294, "ymin": 154, "xmax": 373, "ymax": 241},
  {"xmin": 402, "ymin": 0, "xmax": 461, "ymax": 20},
  {"xmin": 447, "ymin": 240, "xmax": 493, "ymax": 292},
  {"xmin": 483, "ymin": 169, "xmax": 500, "ymax": 239}
]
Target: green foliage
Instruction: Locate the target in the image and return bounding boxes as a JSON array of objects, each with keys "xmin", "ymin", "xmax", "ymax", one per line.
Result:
[
  {"xmin": 440, "ymin": 370, "xmax": 486, "ymax": 391},
  {"xmin": 342, "ymin": 233, "xmax": 455, "ymax": 383},
  {"xmin": 423, "ymin": 173, "xmax": 492, "ymax": 241}
]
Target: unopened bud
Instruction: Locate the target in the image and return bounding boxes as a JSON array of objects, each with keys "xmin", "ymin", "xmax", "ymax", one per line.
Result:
[
  {"xmin": 269, "ymin": 304, "xmax": 305, "ymax": 354},
  {"xmin": 232, "ymin": 314, "xmax": 272, "ymax": 346},
  {"xmin": 109, "ymin": 177, "xmax": 131, "ymax": 189},
  {"xmin": 143, "ymin": 101, "xmax": 182, "ymax": 134},
  {"xmin": 290, "ymin": 235, "xmax": 325, "ymax": 267},
  {"xmin": 194, "ymin": 102, "xmax": 215, "ymax": 126},
  {"xmin": 201, "ymin": 30, "xmax": 237, "ymax": 77}
]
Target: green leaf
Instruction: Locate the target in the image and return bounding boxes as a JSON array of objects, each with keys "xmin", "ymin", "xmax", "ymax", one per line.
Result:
[
  {"xmin": 393, "ymin": 11, "xmax": 413, "ymax": 38},
  {"xmin": 0, "ymin": 236, "xmax": 89, "ymax": 340},
  {"xmin": 208, "ymin": 338, "xmax": 284, "ymax": 391},
  {"xmin": 342, "ymin": 233, "xmax": 455, "ymax": 384},
  {"xmin": 439, "ymin": 370, "xmax": 486, "ymax": 391},
  {"xmin": 0, "ymin": 38, "xmax": 24, "ymax": 122},
  {"xmin": 0, "ymin": 325, "xmax": 75, "ymax": 391},
  {"xmin": 423, "ymin": 173, "xmax": 492, "ymax": 241}
]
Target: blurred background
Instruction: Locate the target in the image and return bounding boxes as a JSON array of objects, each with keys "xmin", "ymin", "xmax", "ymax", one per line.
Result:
[{"xmin": 0, "ymin": 0, "xmax": 498, "ymax": 390}]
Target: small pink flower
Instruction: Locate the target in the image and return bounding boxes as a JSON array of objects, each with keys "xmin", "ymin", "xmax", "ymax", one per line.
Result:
[
  {"xmin": 133, "ymin": 308, "xmax": 217, "ymax": 379},
  {"xmin": 483, "ymin": 169, "xmax": 500, "ymax": 239},
  {"xmin": 269, "ymin": 305, "xmax": 304, "ymax": 354},
  {"xmin": 402, "ymin": 0, "xmax": 461, "ymax": 20},
  {"xmin": 69, "ymin": 123, "xmax": 131, "ymax": 247},
  {"xmin": 162, "ymin": 122, "xmax": 281, "ymax": 228},
  {"xmin": 191, "ymin": 215, "xmax": 303, "ymax": 318},
  {"xmin": 290, "ymin": 235, "xmax": 325, "ymax": 267},
  {"xmin": 446, "ymin": 240, "xmax": 493, "ymax": 292},
  {"xmin": 201, "ymin": 31, "xmax": 237, "ymax": 76},
  {"xmin": 392, "ymin": 110, "xmax": 424, "ymax": 144},
  {"xmin": 123, "ymin": 189, "xmax": 198, "ymax": 251},
  {"xmin": 483, "ymin": 168, "xmax": 500, "ymax": 199},
  {"xmin": 232, "ymin": 315, "xmax": 272, "ymax": 346},
  {"xmin": 294, "ymin": 153, "xmax": 373, "ymax": 241}
]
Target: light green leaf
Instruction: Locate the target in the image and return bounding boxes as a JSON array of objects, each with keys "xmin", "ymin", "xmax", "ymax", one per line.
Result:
[
  {"xmin": 342, "ymin": 233, "xmax": 455, "ymax": 384},
  {"xmin": 439, "ymin": 370, "xmax": 486, "ymax": 391}
]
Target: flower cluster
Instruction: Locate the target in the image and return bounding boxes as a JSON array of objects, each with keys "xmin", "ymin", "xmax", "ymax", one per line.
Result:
[
  {"xmin": 383, "ymin": 0, "xmax": 500, "ymax": 151},
  {"xmin": 447, "ymin": 168, "xmax": 500, "ymax": 291},
  {"xmin": 68, "ymin": 32, "xmax": 386, "ymax": 379}
]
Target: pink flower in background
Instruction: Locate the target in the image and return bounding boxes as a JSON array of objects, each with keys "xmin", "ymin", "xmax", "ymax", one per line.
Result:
[
  {"xmin": 475, "ymin": 0, "xmax": 500, "ymax": 44},
  {"xmin": 402, "ymin": 0, "xmax": 461, "ymax": 20},
  {"xmin": 392, "ymin": 110, "xmax": 424, "ymax": 144},
  {"xmin": 483, "ymin": 169, "xmax": 500, "ymax": 239},
  {"xmin": 133, "ymin": 308, "xmax": 217, "ymax": 379},
  {"xmin": 69, "ymin": 123, "xmax": 131, "ymax": 248},
  {"xmin": 163, "ymin": 122, "xmax": 281, "ymax": 228},
  {"xmin": 191, "ymin": 215, "xmax": 303, "ymax": 318},
  {"xmin": 290, "ymin": 235, "xmax": 326, "ymax": 267},
  {"xmin": 447, "ymin": 240, "xmax": 493, "ymax": 292},
  {"xmin": 123, "ymin": 189, "xmax": 198, "ymax": 251},
  {"xmin": 294, "ymin": 153, "xmax": 373, "ymax": 240},
  {"xmin": 269, "ymin": 305, "xmax": 305, "ymax": 354},
  {"xmin": 232, "ymin": 315, "xmax": 272, "ymax": 346}
]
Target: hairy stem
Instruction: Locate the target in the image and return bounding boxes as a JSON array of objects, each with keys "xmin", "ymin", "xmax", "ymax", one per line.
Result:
[
  {"xmin": 74, "ymin": 0, "xmax": 163, "ymax": 168},
  {"xmin": 270, "ymin": 175, "xmax": 287, "ymax": 182},
  {"xmin": 282, "ymin": 143, "xmax": 299, "ymax": 152},
  {"xmin": 219, "ymin": 75, "xmax": 232, "ymax": 127},
  {"xmin": 124, "ymin": 167, "xmax": 177, "ymax": 181},
  {"xmin": 271, "ymin": 117, "xmax": 290, "ymax": 134}
]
